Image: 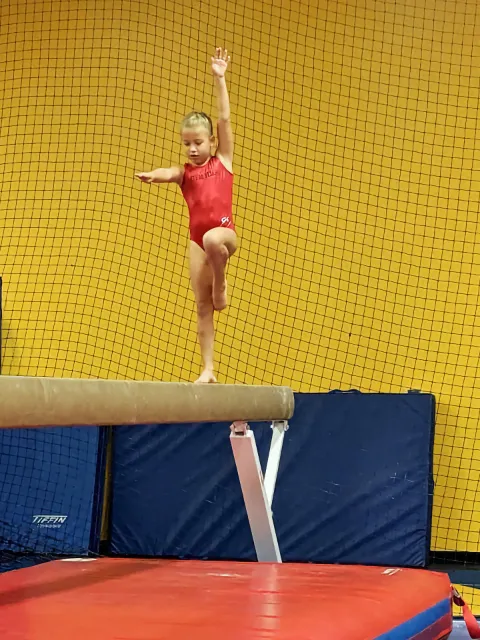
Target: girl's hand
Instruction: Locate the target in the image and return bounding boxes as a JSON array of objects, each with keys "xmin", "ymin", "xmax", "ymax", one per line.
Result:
[
  {"xmin": 135, "ymin": 172, "xmax": 154, "ymax": 183},
  {"xmin": 211, "ymin": 47, "xmax": 230, "ymax": 78}
]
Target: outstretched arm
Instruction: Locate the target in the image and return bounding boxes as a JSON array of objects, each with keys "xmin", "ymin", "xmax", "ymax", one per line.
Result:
[
  {"xmin": 135, "ymin": 166, "xmax": 184, "ymax": 185},
  {"xmin": 212, "ymin": 47, "xmax": 233, "ymax": 171}
]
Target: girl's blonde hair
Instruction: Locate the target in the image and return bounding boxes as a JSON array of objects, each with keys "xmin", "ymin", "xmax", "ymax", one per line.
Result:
[{"xmin": 181, "ymin": 111, "xmax": 213, "ymax": 136}]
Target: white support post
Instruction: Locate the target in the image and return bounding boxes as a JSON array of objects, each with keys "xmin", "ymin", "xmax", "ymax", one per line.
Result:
[
  {"xmin": 230, "ymin": 420, "xmax": 289, "ymax": 563},
  {"xmin": 264, "ymin": 421, "xmax": 288, "ymax": 507}
]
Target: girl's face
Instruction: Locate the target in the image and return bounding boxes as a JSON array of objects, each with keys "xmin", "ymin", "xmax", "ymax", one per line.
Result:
[{"xmin": 182, "ymin": 127, "xmax": 214, "ymax": 166}]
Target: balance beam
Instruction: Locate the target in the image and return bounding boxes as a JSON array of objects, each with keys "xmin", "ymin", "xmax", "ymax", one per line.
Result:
[{"xmin": 0, "ymin": 376, "xmax": 294, "ymax": 428}]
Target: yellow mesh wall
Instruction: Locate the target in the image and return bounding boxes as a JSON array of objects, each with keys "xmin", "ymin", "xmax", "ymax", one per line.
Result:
[{"xmin": 1, "ymin": 0, "xmax": 480, "ymax": 608}]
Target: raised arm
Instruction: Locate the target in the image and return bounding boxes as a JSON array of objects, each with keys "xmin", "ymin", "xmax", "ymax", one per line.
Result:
[
  {"xmin": 135, "ymin": 166, "xmax": 184, "ymax": 185},
  {"xmin": 211, "ymin": 48, "xmax": 233, "ymax": 171}
]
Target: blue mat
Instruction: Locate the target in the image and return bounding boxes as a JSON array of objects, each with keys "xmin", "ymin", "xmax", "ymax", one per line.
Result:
[
  {"xmin": 110, "ymin": 391, "xmax": 435, "ymax": 565},
  {"xmin": 0, "ymin": 426, "xmax": 106, "ymax": 555}
]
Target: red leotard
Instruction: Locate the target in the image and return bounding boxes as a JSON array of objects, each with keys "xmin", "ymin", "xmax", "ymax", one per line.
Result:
[{"xmin": 180, "ymin": 155, "xmax": 235, "ymax": 250}]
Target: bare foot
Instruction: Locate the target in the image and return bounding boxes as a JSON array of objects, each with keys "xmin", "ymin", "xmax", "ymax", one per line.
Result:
[
  {"xmin": 213, "ymin": 278, "xmax": 227, "ymax": 311},
  {"xmin": 195, "ymin": 369, "xmax": 217, "ymax": 384}
]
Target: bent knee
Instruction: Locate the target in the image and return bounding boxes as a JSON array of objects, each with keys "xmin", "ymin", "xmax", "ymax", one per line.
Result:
[
  {"xmin": 202, "ymin": 228, "xmax": 237, "ymax": 257},
  {"xmin": 203, "ymin": 237, "xmax": 229, "ymax": 262},
  {"xmin": 202, "ymin": 233, "xmax": 221, "ymax": 253}
]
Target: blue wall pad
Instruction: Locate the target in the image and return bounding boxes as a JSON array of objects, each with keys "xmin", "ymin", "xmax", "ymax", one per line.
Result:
[
  {"xmin": 110, "ymin": 392, "xmax": 435, "ymax": 566},
  {"xmin": 0, "ymin": 426, "xmax": 107, "ymax": 556}
]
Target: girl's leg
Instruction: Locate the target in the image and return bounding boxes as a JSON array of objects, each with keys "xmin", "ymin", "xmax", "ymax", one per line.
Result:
[
  {"xmin": 190, "ymin": 240, "xmax": 217, "ymax": 383},
  {"xmin": 202, "ymin": 227, "xmax": 237, "ymax": 311}
]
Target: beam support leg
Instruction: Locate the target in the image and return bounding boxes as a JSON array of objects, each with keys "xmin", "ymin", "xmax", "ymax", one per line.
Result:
[{"xmin": 230, "ymin": 420, "xmax": 288, "ymax": 563}]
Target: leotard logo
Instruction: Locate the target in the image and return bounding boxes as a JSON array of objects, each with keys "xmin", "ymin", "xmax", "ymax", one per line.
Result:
[{"xmin": 189, "ymin": 169, "xmax": 219, "ymax": 181}]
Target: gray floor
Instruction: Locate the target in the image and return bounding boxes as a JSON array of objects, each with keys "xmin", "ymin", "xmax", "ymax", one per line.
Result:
[{"xmin": 451, "ymin": 620, "xmax": 473, "ymax": 638}]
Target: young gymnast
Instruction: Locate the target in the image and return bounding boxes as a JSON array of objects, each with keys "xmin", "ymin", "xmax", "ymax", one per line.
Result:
[{"xmin": 136, "ymin": 48, "xmax": 237, "ymax": 384}]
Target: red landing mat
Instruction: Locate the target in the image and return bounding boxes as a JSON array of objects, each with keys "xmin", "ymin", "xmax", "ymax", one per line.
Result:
[{"xmin": 0, "ymin": 559, "xmax": 452, "ymax": 639}]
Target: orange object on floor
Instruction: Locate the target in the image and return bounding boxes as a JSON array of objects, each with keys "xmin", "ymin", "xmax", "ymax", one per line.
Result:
[{"xmin": 0, "ymin": 558, "xmax": 452, "ymax": 639}]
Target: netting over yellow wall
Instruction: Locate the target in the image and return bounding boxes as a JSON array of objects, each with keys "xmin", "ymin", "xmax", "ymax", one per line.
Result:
[{"xmin": 1, "ymin": 0, "xmax": 480, "ymax": 570}]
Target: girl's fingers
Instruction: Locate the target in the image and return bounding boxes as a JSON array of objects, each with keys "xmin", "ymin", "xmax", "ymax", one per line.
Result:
[{"xmin": 212, "ymin": 47, "xmax": 230, "ymax": 66}]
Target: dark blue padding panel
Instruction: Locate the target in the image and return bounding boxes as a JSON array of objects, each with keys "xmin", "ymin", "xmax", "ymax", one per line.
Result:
[
  {"xmin": 110, "ymin": 392, "xmax": 434, "ymax": 566},
  {"xmin": 0, "ymin": 426, "xmax": 107, "ymax": 555}
]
